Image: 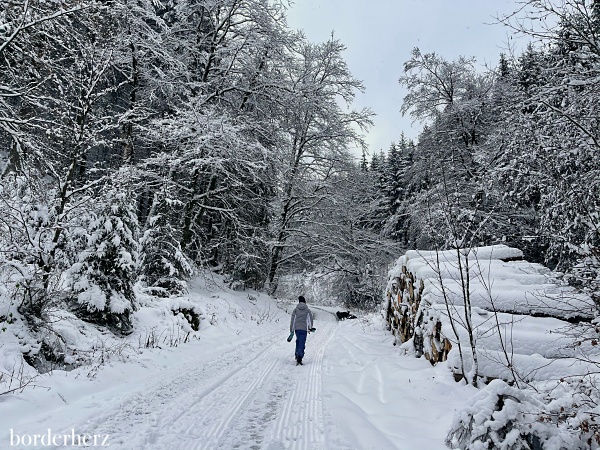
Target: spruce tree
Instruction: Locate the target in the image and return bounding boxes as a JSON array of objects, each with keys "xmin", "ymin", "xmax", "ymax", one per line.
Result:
[
  {"xmin": 139, "ymin": 190, "xmax": 193, "ymax": 297},
  {"xmin": 68, "ymin": 173, "xmax": 139, "ymax": 334}
]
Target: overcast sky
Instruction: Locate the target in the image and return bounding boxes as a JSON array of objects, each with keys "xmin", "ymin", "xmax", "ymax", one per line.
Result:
[{"xmin": 285, "ymin": 0, "xmax": 531, "ymax": 156}]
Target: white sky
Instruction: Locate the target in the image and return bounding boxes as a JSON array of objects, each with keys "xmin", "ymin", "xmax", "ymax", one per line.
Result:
[{"xmin": 285, "ymin": 0, "xmax": 531, "ymax": 156}]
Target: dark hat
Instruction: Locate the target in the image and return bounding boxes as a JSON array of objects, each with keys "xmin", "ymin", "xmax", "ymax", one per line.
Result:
[{"xmin": 298, "ymin": 296, "xmax": 306, "ymax": 303}]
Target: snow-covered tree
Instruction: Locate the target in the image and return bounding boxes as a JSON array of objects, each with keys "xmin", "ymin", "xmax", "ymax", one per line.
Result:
[
  {"xmin": 300, "ymin": 162, "xmax": 397, "ymax": 310},
  {"xmin": 496, "ymin": 0, "xmax": 600, "ymax": 288},
  {"xmin": 264, "ymin": 36, "xmax": 373, "ymax": 293},
  {"xmin": 146, "ymin": 107, "xmax": 274, "ymax": 285},
  {"xmin": 139, "ymin": 184, "xmax": 194, "ymax": 297},
  {"xmin": 68, "ymin": 173, "xmax": 139, "ymax": 333},
  {"xmin": 0, "ymin": 0, "xmax": 375, "ymax": 337},
  {"xmin": 381, "ymin": 135, "xmax": 416, "ymax": 243},
  {"xmin": 0, "ymin": 0, "xmax": 90, "ymax": 173}
]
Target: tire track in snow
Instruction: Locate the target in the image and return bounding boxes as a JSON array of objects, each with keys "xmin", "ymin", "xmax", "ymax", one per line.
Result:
[
  {"xmin": 194, "ymin": 355, "xmax": 282, "ymax": 450},
  {"xmin": 268, "ymin": 322, "xmax": 336, "ymax": 450},
  {"xmin": 143, "ymin": 339, "xmax": 283, "ymax": 450},
  {"xmin": 213, "ymin": 343, "xmax": 293, "ymax": 450},
  {"xmin": 47, "ymin": 330, "xmax": 281, "ymax": 450},
  {"xmin": 150, "ymin": 334, "xmax": 290, "ymax": 450},
  {"xmin": 45, "ymin": 321, "xmax": 337, "ymax": 450},
  {"xmin": 166, "ymin": 321, "xmax": 336, "ymax": 450}
]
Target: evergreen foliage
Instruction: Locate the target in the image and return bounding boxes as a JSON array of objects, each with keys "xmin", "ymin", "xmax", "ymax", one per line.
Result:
[
  {"xmin": 139, "ymin": 189, "xmax": 193, "ymax": 297},
  {"xmin": 67, "ymin": 173, "xmax": 139, "ymax": 333}
]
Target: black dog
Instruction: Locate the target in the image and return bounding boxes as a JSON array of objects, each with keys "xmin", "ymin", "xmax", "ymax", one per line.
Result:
[{"xmin": 336, "ymin": 311, "xmax": 357, "ymax": 321}]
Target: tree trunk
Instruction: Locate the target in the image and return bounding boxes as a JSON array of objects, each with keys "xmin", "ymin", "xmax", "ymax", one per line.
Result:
[{"xmin": 123, "ymin": 39, "xmax": 138, "ymax": 164}]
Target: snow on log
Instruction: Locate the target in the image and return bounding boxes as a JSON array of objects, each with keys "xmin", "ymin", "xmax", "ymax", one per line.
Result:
[{"xmin": 385, "ymin": 245, "xmax": 598, "ymax": 381}]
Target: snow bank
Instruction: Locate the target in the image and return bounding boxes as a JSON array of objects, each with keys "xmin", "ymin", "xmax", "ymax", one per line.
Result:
[
  {"xmin": 324, "ymin": 315, "xmax": 477, "ymax": 450},
  {"xmin": 0, "ymin": 274, "xmax": 290, "ymax": 449},
  {"xmin": 0, "ymin": 273, "xmax": 286, "ymax": 396}
]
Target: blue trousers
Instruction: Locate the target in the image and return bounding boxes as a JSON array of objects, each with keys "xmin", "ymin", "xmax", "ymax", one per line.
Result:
[{"xmin": 295, "ymin": 330, "xmax": 308, "ymax": 359}]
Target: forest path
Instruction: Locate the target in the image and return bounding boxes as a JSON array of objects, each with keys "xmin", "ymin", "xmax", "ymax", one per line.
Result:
[
  {"xmin": 43, "ymin": 320, "xmax": 338, "ymax": 450},
  {"xmin": 2, "ymin": 302, "xmax": 467, "ymax": 450}
]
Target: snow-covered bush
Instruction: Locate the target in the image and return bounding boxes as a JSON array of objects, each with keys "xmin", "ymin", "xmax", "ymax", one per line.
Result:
[
  {"xmin": 67, "ymin": 179, "xmax": 139, "ymax": 334},
  {"xmin": 446, "ymin": 379, "xmax": 600, "ymax": 450},
  {"xmin": 0, "ymin": 174, "xmax": 60, "ymax": 320}
]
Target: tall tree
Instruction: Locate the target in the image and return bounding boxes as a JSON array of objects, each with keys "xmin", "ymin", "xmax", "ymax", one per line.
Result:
[
  {"xmin": 265, "ymin": 36, "xmax": 373, "ymax": 292},
  {"xmin": 398, "ymin": 48, "xmax": 497, "ymax": 249}
]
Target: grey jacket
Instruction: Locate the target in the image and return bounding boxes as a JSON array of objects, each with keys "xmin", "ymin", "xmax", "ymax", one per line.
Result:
[{"xmin": 290, "ymin": 303, "xmax": 313, "ymax": 332}]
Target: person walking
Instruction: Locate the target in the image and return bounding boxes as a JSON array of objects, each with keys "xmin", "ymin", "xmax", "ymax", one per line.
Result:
[{"xmin": 289, "ymin": 296, "xmax": 314, "ymax": 365}]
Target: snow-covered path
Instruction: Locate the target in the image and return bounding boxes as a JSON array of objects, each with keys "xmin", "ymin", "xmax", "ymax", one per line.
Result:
[
  {"xmin": 134, "ymin": 322, "xmax": 336, "ymax": 450},
  {"xmin": 4, "ymin": 323, "xmax": 341, "ymax": 450},
  {"xmin": 2, "ymin": 291, "xmax": 469, "ymax": 450}
]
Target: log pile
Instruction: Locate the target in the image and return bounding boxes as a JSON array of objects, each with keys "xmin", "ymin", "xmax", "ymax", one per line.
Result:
[
  {"xmin": 386, "ymin": 265, "xmax": 452, "ymax": 363},
  {"xmin": 385, "ymin": 245, "xmax": 597, "ymax": 380}
]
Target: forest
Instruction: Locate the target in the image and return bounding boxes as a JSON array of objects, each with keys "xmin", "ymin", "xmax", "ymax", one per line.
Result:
[
  {"xmin": 376, "ymin": 0, "xmax": 599, "ymax": 309},
  {"xmin": 0, "ymin": 0, "xmax": 386, "ymax": 336},
  {"xmin": 0, "ymin": 0, "xmax": 598, "ymax": 385}
]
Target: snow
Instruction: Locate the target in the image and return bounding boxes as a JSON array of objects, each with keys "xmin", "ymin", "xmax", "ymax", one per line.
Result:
[
  {"xmin": 108, "ymin": 291, "xmax": 129, "ymax": 314},
  {"xmin": 394, "ymin": 245, "xmax": 595, "ymax": 319},
  {"xmin": 2, "ymin": 251, "xmax": 598, "ymax": 449},
  {"xmin": 446, "ymin": 377, "xmax": 597, "ymax": 450},
  {"xmin": 388, "ymin": 245, "xmax": 600, "ymax": 448},
  {"xmin": 406, "ymin": 245, "xmax": 524, "ymax": 262},
  {"xmin": 388, "ymin": 245, "xmax": 599, "ymax": 381},
  {"xmin": 323, "ymin": 317, "xmax": 472, "ymax": 450},
  {"xmin": 76, "ymin": 283, "xmax": 106, "ymax": 311},
  {"xmin": 1, "ymin": 276, "xmax": 474, "ymax": 449}
]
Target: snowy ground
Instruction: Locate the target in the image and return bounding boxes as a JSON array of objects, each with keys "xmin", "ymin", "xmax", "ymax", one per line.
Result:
[{"xmin": 1, "ymin": 279, "xmax": 473, "ymax": 450}]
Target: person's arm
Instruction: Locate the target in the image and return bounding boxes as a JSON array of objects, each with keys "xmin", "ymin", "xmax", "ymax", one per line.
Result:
[{"xmin": 290, "ymin": 310, "xmax": 295, "ymax": 332}]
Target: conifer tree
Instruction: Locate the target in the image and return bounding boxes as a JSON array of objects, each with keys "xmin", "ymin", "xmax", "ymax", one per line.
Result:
[
  {"xmin": 68, "ymin": 172, "xmax": 139, "ymax": 333},
  {"xmin": 139, "ymin": 182, "xmax": 194, "ymax": 297}
]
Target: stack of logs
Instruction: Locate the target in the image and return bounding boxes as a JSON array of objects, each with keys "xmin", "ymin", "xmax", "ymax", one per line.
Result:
[{"xmin": 386, "ymin": 265, "xmax": 452, "ymax": 365}]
